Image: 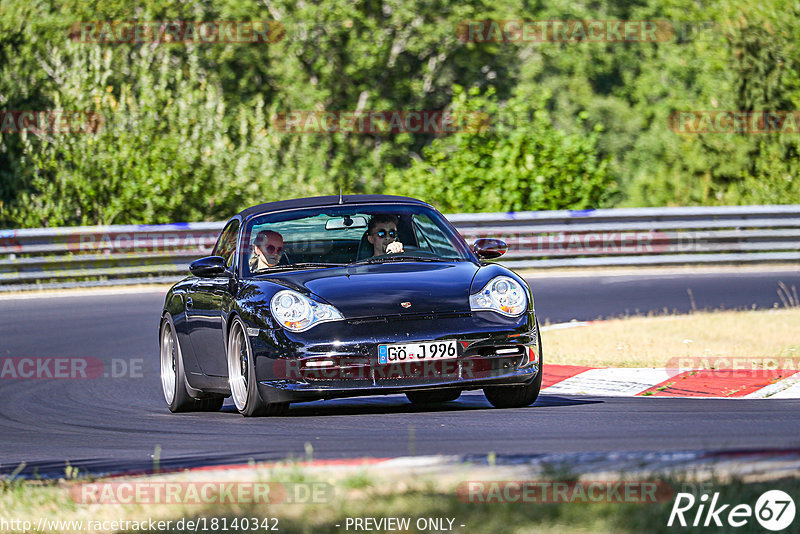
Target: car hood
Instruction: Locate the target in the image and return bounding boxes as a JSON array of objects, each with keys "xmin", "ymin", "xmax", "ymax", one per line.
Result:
[{"xmin": 260, "ymin": 261, "xmax": 479, "ymax": 318}]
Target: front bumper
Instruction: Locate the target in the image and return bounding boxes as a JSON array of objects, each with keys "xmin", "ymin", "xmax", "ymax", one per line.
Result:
[{"xmin": 248, "ymin": 311, "xmax": 540, "ymax": 403}]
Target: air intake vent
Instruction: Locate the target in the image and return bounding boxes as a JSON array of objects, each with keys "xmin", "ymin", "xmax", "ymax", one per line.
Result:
[{"xmin": 347, "ymin": 311, "xmax": 472, "ymax": 325}]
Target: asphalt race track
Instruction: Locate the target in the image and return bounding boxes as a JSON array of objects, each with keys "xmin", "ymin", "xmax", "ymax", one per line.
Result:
[
  {"xmin": 1, "ymin": 269, "xmax": 799, "ymax": 477},
  {"xmin": 530, "ymin": 268, "xmax": 800, "ymax": 322}
]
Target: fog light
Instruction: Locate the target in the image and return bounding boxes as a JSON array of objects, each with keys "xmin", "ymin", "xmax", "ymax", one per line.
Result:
[{"xmin": 304, "ymin": 360, "xmax": 334, "ymax": 368}]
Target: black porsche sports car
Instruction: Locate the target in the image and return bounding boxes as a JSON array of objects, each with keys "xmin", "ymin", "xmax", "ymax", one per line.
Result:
[{"xmin": 159, "ymin": 195, "xmax": 542, "ymax": 416}]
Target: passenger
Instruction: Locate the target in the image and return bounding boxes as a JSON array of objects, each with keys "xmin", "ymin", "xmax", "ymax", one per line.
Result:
[
  {"xmin": 250, "ymin": 230, "xmax": 284, "ymax": 271},
  {"xmin": 367, "ymin": 214, "xmax": 404, "ymax": 256}
]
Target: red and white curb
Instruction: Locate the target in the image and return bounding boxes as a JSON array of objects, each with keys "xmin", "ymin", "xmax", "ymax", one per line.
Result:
[
  {"xmin": 542, "ymin": 365, "xmax": 800, "ymax": 398},
  {"xmin": 539, "ymin": 321, "xmax": 800, "ymax": 398}
]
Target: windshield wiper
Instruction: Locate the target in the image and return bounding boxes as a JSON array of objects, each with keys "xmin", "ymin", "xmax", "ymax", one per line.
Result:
[
  {"xmin": 293, "ymin": 262, "xmax": 345, "ymax": 267},
  {"xmin": 254, "ymin": 262, "xmax": 344, "ymax": 273},
  {"xmin": 349, "ymin": 256, "xmax": 452, "ymax": 265}
]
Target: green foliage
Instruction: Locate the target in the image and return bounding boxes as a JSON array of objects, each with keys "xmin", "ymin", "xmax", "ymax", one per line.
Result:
[
  {"xmin": 385, "ymin": 86, "xmax": 615, "ymax": 212},
  {"xmin": 618, "ymin": 0, "xmax": 800, "ymax": 206},
  {"xmin": 1, "ymin": 0, "xmax": 799, "ymax": 228},
  {"xmin": 5, "ymin": 42, "xmax": 239, "ymax": 226}
]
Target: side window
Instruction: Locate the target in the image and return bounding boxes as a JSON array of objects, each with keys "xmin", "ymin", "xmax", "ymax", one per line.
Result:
[
  {"xmin": 412, "ymin": 214, "xmax": 453, "ymax": 256},
  {"xmin": 213, "ymin": 220, "xmax": 240, "ymax": 268}
]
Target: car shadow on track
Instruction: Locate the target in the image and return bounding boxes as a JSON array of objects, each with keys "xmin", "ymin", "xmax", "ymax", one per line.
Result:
[
  {"xmin": 219, "ymin": 393, "xmax": 602, "ymax": 417},
  {"xmin": 534, "ymin": 395, "xmax": 603, "ymax": 407}
]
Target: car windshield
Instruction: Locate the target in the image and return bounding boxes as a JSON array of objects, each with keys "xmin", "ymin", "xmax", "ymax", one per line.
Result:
[{"xmin": 241, "ymin": 204, "xmax": 471, "ymax": 276}]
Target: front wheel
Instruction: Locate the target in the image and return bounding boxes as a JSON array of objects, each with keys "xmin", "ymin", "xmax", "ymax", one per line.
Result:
[
  {"xmin": 227, "ymin": 316, "xmax": 288, "ymax": 417},
  {"xmin": 483, "ymin": 370, "xmax": 542, "ymax": 408},
  {"xmin": 483, "ymin": 326, "xmax": 543, "ymax": 408}
]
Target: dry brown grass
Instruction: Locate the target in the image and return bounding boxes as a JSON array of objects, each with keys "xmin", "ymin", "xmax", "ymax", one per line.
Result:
[{"xmin": 543, "ymin": 308, "xmax": 800, "ymax": 368}]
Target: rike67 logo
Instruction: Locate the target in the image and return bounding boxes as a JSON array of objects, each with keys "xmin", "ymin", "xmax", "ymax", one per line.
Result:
[{"xmin": 668, "ymin": 490, "xmax": 796, "ymax": 531}]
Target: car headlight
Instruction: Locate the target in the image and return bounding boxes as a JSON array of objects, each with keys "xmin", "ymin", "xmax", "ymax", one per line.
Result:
[
  {"xmin": 469, "ymin": 276, "xmax": 528, "ymax": 317},
  {"xmin": 270, "ymin": 290, "xmax": 343, "ymax": 332}
]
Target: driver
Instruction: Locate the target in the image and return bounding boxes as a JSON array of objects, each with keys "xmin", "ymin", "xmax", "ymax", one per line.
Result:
[
  {"xmin": 367, "ymin": 214, "xmax": 404, "ymax": 256},
  {"xmin": 250, "ymin": 230, "xmax": 284, "ymax": 271}
]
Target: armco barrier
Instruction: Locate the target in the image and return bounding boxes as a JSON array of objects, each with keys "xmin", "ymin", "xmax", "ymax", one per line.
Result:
[{"xmin": 1, "ymin": 205, "xmax": 798, "ymax": 290}]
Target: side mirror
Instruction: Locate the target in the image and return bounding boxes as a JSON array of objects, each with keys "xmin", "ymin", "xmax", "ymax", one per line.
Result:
[
  {"xmin": 472, "ymin": 238, "xmax": 507, "ymax": 260},
  {"xmin": 189, "ymin": 256, "xmax": 229, "ymax": 277}
]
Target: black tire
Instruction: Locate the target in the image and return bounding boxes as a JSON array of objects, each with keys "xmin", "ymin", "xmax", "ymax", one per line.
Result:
[
  {"xmin": 483, "ymin": 324, "xmax": 543, "ymax": 408},
  {"xmin": 483, "ymin": 369, "xmax": 542, "ymax": 408},
  {"xmin": 406, "ymin": 389, "xmax": 461, "ymax": 404},
  {"xmin": 196, "ymin": 397, "xmax": 225, "ymax": 411},
  {"xmin": 227, "ymin": 316, "xmax": 288, "ymax": 417},
  {"xmin": 160, "ymin": 316, "xmax": 224, "ymax": 413}
]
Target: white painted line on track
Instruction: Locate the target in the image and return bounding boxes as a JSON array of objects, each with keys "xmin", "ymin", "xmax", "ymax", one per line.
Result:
[
  {"xmin": 521, "ymin": 264, "xmax": 800, "ymax": 279},
  {"xmin": 762, "ymin": 375, "xmax": 800, "ymax": 399},
  {"xmin": 0, "ymin": 285, "xmax": 171, "ymax": 300},
  {"xmin": 380, "ymin": 456, "xmax": 461, "ymax": 469},
  {"xmin": 540, "ymin": 321, "xmax": 591, "ymax": 331},
  {"xmin": 542, "ymin": 367, "xmax": 676, "ymax": 396},
  {"xmin": 744, "ymin": 372, "xmax": 800, "ymax": 399}
]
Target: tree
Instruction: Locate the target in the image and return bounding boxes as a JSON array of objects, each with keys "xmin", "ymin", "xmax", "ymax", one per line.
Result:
[{"xmin": 385, "ymin": 86, "xmax": 615, "ymax": 212}]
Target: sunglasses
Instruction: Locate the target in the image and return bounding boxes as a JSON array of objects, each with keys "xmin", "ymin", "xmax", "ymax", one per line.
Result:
[
  {"xmin": 374, "ymin": 229, "xmax": 397, "ymax": 238},
  {"xmin": 258, "ymin": 243, "xmax": 283, "ymax": 254}
]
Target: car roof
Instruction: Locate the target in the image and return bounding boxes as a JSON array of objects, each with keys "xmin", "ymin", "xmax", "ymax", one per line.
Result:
[{"xmin": 236, "ymin": 194, "xmax": 432, "ymax": 221}]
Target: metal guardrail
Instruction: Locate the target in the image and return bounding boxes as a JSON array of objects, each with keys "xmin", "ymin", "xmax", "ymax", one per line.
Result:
[
  {"xmin": 450, "ymin": 205, "xmax": 800, "ymax": 269},
  {"xmin": 1, "ymin": 205, "xmax": 798, "ymax": 291}
]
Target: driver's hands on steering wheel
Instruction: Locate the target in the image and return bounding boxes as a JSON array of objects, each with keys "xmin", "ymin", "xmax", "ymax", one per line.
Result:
[{"xmin": 386, "ymin": 241, "xmax": 404, "ymax": 254}]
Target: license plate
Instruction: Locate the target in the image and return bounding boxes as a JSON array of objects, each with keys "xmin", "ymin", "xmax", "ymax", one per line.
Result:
[{"xmin": 378, "ymin": 340, "xmax": 458, "ymax": 364}]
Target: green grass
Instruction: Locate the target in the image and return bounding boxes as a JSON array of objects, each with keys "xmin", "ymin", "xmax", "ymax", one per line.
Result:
[{"xmin": 3, "ymin": 467, "xmax": 799, "ymax": 534}]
